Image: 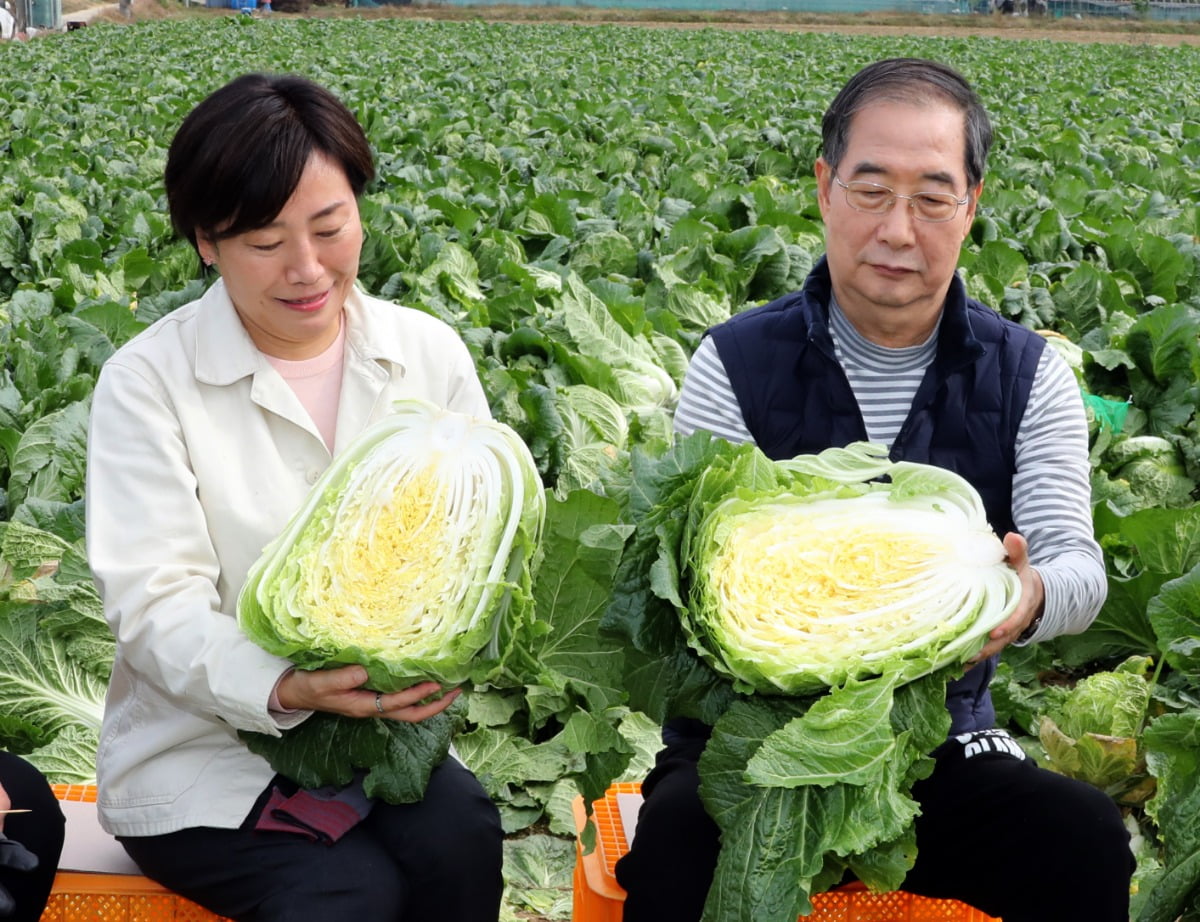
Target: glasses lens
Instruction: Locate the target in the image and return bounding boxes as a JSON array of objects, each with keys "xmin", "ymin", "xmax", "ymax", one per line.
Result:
[
  {"xmin": 844, "ymin": 183, "xmax": 892, "ymax": 214},
  {"xmin": 912, "ymin": 193, "xmax": 960, "ymax": 222}
]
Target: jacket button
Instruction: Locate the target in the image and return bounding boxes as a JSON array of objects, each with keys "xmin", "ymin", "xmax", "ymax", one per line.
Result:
[{"xmin": 306, "ymin": 469, "xmax": 320, "ymax": 484}]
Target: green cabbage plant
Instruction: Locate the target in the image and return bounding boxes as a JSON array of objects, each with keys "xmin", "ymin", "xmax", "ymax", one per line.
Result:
[
  {"xmin": 1038, "ymin": 655, "xmax": 1154, "ymax": 795},
  {"xmin": 602, "ymin": 436, "xmax": 1024, "ymax": 920},
  {"xmin": 1100, "ymin": 435, "xmax": 1195, "ymax": 511}
]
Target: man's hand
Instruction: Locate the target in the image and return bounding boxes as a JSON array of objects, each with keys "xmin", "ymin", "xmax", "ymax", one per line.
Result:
[
  {"xmin": 968, "ymin": 532, "xmax": 1045, "ymax": 665},
  {"xmin": 275, "ymin": 665, "xmax": 461, "ymax": 723}
]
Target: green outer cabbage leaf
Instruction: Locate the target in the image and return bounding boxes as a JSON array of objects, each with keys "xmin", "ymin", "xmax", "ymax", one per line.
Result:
[
  {"xmin": 0, "ymin": 521, "xmax": 112, "ymax": 784},
  {"xmin": 1037, "ymin": 656, "xmax": 1152, "ymax": 792},
  {"xmin": 699, "ymin": 674, "xmax": 950, "ymax": 921},
  {"xmin": 1139, "ymin": 710, "xmax": 1200, "ymax": 922},
  {"xmin": 456, "ymin": 488, "xmax": 637, "ymax": 822},
  {"xmin": 242, "ymin": 704, "xmax": 465, "ymax": 804}
]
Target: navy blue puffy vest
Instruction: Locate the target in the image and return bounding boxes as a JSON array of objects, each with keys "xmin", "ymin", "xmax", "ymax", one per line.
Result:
[{"xmin": 707, "ymin": 257, "xmax": 1044, "ymax": 737}]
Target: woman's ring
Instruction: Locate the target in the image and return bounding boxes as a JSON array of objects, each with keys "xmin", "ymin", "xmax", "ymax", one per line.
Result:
[{"xmin": 374, "ymin": 692, "xmax": 385, "ymax": 714}]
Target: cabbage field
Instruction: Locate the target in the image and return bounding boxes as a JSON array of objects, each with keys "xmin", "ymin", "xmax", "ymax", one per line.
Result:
[{"xmin": 3, "ymin": 16, "xmax": 1200, "ymax": 922}]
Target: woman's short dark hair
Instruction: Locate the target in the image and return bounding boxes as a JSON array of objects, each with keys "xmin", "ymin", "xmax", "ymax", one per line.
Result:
[
  {"xmin": 821, "ymin": 58, "xmax": 993, "ymax": 191},
  {"xmin": 165, "ymin": 73, "xmax": 375, "ymax": 252}
]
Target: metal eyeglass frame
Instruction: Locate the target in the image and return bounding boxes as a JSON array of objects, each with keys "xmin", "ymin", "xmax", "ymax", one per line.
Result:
[{"xmin": 832, "ymin": 173, "xmax": 970, "ymax": 223}]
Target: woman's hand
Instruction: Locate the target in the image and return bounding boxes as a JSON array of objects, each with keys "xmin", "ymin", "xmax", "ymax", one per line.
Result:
[{"xmin": 275, "ymin": 665, "xmax": 461, "ymax": 723}]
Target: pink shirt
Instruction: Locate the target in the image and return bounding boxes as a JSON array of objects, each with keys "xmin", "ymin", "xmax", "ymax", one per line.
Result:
[{"xmin": 264, "ymin": 316, "xmax": 346, "ymax": 452}]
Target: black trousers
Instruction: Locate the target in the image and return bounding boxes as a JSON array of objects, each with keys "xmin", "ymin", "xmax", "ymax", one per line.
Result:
[
  {"xmin": 118, "ymin": 757, "xmax": 503, "ymax": 922},
  {"xmin": 0, "ymin": 751, "xmax": 66, "ymax": 922},
  {"xmin": 615, "ymin": 729, "xmax": 1134, "ymax": 922}
]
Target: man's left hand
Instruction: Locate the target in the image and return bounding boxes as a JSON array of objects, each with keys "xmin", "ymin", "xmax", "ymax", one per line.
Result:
[{"xmin": 968, "ymin": 532, "xmax": 1044, "ymax": 665}]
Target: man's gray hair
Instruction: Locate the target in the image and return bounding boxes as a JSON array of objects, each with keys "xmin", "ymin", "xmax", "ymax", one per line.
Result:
[{"xmin": 821, "ymin": 58, "xmax": 993, "ymax": 190}]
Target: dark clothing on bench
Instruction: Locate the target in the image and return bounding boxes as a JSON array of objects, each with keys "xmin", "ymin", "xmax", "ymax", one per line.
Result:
[
  {"xmin": 0, "ymin": 751, "xmax": 65, "ymax": 922},
  {"xmin": 117, "ymin": 757, "xmax": 501, "ymax": 922}
]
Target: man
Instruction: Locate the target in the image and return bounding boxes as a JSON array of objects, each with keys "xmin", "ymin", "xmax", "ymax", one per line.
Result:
[{"xmin": 614, "ymin": 58, "xmax": 1133, "ymax": 922}]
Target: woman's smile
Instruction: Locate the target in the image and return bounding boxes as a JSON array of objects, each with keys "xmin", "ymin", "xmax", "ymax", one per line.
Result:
[{"xmin": 279, "ymin": 290, "xmax": 331, "ymax": 312}]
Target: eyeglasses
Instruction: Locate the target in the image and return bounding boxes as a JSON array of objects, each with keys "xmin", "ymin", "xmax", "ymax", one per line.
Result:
[{"xmin": 832, "ymin": 174, "xmax": 970, "ymax": 224}]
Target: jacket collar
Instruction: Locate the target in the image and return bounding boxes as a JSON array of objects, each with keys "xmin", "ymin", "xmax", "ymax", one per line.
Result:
[
  {"xmin": 799, "ymin": 256, "xmax": 985, "ymax": 368},
  {"xmin": 193, "ymin": 279, "xmax": 409, "ymax": 384},
  {"xmin": 934, "ymin": 270, "xmax": 988, "ymax": 373}
]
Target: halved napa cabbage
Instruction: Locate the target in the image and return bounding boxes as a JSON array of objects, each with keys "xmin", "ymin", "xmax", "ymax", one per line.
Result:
[
  {"xmin": 682, "ymin": 444, "xmax": 1022, "ymax": 695},
  {"xmin": 238, "ymin": 398, "xmax": 545, "ymax": 692}
]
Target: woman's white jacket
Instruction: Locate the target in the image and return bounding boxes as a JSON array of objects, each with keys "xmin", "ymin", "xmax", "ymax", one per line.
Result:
[{"xmin": 84, "ymin": 279, "xmax": 489, "ymax": 837}]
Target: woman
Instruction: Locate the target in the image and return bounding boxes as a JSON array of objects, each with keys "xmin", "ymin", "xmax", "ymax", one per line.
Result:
[{"xmin": 84, "ymin": 73, "xmax": 503, "ymax": 921}]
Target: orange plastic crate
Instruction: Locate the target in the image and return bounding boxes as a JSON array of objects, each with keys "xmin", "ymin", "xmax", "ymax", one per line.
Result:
[
  {"xmin": 51, "ymin": 785, "xmax": 98, "ymax": 804},
  {"xmin": 572, "ymin": 782, "xmax": 1001, "ymax": 922},
  {"xmin": 43, "ymin": 785, "xmax": 230, "ymax": 922}
]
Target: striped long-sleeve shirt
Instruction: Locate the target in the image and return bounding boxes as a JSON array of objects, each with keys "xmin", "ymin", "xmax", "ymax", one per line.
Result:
[{"xmin": 673, "ymin": 295, "xmax": 1106, "ymax": 644}]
